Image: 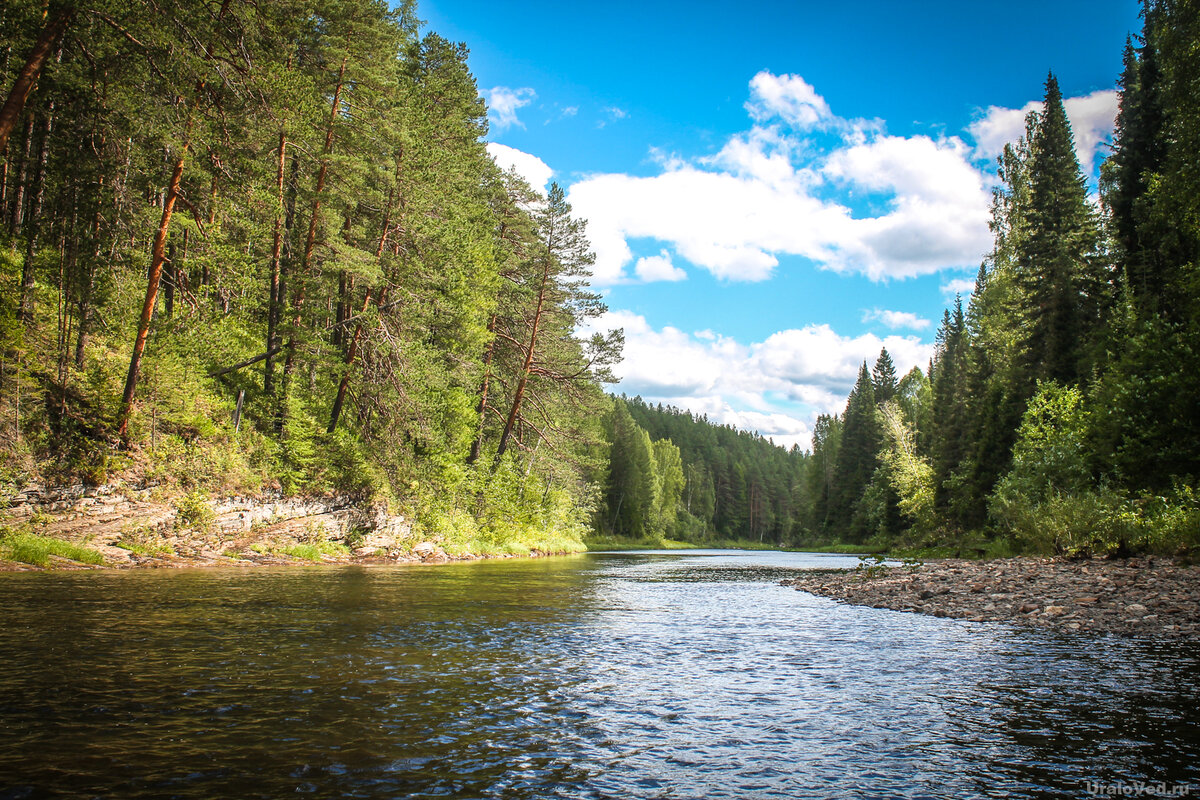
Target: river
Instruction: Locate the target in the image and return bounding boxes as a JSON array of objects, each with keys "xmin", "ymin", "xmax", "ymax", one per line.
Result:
[{"xmin": 0, "ymin": 550, "xmax": 1197, "ymax": 799}]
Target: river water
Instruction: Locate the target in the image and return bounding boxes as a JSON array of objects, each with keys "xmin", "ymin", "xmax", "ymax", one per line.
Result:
[{"xmin": 0, "ymin": 550, "xmax": 1197, "ymax": 799}]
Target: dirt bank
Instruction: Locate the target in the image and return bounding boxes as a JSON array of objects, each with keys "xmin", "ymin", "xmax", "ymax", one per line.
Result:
[{"xmin": 781, "ymin": 556, "xmax": 1200, "ymax": 638}]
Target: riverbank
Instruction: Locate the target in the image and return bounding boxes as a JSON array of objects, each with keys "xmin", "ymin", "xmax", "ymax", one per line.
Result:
[
  {"xmin": 0, "ymin": 482, "xmax": 583, "ymax": 571},
  {"xmin": 782, "ymin": 556, "xmax": 1200, "ymax": 638}
]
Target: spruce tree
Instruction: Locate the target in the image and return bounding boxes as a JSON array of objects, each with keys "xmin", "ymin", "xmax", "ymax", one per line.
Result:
[
  {"xmin": 828, "ymin": 363, "xmax": 881, "ymax": 539},
  {"xmin": 1102, "ymin": 6, "xmax": 1168, "ymax": 317},
  {"xmin": 871, "ymin": 348, "xmax": 898, "ymax": 404},
  {"xmin": 1017, "ymin": 73, "xmax": 1104, "ymax": 386}
]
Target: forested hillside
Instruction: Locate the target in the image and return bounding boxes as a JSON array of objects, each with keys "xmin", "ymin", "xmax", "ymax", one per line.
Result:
[
  {"xmin": 0, "ymin": 0, "xmax": 619, "ymax": 552},
  {"xmin": 598, "ymin": 396, "xmax": 807, "ymax": 544}
]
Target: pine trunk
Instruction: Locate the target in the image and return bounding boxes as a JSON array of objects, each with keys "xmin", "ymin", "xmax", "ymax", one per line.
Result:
[
  {"xmin": 264, "ymin": 127, "xmax": 287, "ymax": 398},
  {"xmin": 494, "ymin": 257, "xmax": 551, "ymax": 463},
  {"xmin": 281, "ymin": 55, "xmax": 348, "ymax": 407},
  {"xmin": 0, "ymin": 5, "xmax": 72, "ymax": 154},
  {"xmin": 117, "ymin": 124, "xmax": 191, "ymax": 440}
]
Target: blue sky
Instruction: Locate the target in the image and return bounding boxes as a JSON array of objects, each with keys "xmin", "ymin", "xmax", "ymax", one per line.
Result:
[{"xmin": 420, "ymin": 0, "xmax": 1142, "ymax": 448}]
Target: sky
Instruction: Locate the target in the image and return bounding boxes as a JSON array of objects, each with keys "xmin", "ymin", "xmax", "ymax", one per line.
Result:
[{"xmin": 419, "ymin": 0, "xmax": 1143, "ymax": 450}]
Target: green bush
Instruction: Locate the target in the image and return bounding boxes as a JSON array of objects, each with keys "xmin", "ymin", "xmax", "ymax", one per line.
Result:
[{"xmin": 174, "ymin": 489, "xmax": 215, "ymax": 533}]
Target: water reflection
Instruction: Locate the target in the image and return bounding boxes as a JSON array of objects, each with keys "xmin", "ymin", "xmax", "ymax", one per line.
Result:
[{"xmin": 0, "ymin": 551, "xmax": 1196, "ymax": 799}]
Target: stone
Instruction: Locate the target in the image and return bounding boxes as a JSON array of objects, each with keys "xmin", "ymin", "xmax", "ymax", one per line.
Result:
[{"xmin": 1018, "ymin": 603, "xmax": 1040, "ymax": 614}]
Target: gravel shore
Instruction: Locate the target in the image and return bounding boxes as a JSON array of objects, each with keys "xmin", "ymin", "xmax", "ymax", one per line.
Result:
[{"xmin": 781, "ymin": 556, "xmax": 1200, "ymax": 638}]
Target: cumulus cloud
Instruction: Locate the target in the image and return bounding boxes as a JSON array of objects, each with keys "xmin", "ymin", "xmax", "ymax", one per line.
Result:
[
  {"xmin": 968, "ymin": 88, "xmax": 1118, "ymax": 175},
  {"xmin": 485, "ymin": 86, "xmax": 536, "ymax": 130},
  {"xmin": 862, "ymin": 308, "xmax": 932, "ymax": 330},
  {"xmin": 634, "ymin": 250, "xmax": 686, "ymax": 282},
  {"xmin": 487, "ymin": 142, "xmax": 553, "ymax": 193},
  {"xmin": 746, "ymin": 71, "xmax": 832, "ymax": 129},
  {"xmin": 582, "ymin": 310, "xmax": 934, "ymax": 449},
  {"xmin": 568, "ymin": 71, "xmax": 994, "ymax": 285}
]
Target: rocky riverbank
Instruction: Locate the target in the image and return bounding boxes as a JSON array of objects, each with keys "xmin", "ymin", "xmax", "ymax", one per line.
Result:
[
  {"xmin": 781, "ymin": 556, "xmax": 1200, "ymax": 638},
  {"xmin": 0, "ymin": 481, "xmax": 571, "ymax": 570}
]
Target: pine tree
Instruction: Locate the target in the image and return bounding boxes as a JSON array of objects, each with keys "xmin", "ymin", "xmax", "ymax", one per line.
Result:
[
  {"xmin": 1102, "ymin": 6, "xmax": 1168, "ymax": 317},
  {"xmin": 828, "ymin": 363, "xmax": 880, "ymax": 539},
  {"xmin": 871, "ymin": 348, "xmax": 898, "ymax": 404},
  {"xmin": 1017, "ymin": 73, "xmax": 1104, "ymax": 386},
  {"xmin": 929, "ymin": 300, "xmax": 969, "ymax": 513}
]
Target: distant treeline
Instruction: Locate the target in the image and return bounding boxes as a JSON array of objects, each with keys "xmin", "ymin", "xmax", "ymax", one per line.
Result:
[{"xmin": 598, "ymin": 396, "xmax": 807, "ymax": 543}]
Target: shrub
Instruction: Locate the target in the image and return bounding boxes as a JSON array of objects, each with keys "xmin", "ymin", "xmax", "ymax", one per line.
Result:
[{"xmin": 174, "ymin": 489, "xmax": 215, "ymax": 533}]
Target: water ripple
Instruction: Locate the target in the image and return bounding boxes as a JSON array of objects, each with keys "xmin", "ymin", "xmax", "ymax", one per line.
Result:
[{"xmin": 0, "ymin": 552, "xmax": 1196, "ymax": 798}]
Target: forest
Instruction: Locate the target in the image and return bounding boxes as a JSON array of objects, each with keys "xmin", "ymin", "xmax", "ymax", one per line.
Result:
[
  {"xmin": 597, "ymin": 1, "xmax": 1199, "ymax": 557},
  {"xmin": 797, "ymin": 0, "xmax": 1200, "ymax": 557},
  {"xmin": 1, "ymin": 0, "xmax": 1197, "ymax": 558},
  {"xmin": 0, "ymin": 0, "xmax": 619, "ymax": 554}
]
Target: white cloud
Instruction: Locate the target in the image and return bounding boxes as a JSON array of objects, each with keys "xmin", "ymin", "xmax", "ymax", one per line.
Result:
[
  {"xmin": 568, "ymin": 71, "xmax": 994, "ymax": 285},
  {"xmin": 634, "ymin": 250, "xmax": 686, "ymax": 282},
  {"xmin": 862, "ymin": 308, "xmax": 932, "ymax": 330},
  {"xmin": 1065, "ymin": 91, "xmax": 1120, "ymax": 175},
  {"xmin": 746, "ymin": 71, "xmax": 832, "ymax": 129},
  {"xmin": 583, "ymin": 310, "xmax": 934, "ymax": 449},
  {"xmin": 487, "ymin": 142, "xmax": 553, "ymax": 193},
  {"xmin": 486, "ymin": 86, "xmax": 536, "ymax": 130},
  {"xmin": 604, "ymin": 106, "xmax": 629, "ymax": 120},
  {"xmin": 968, "ymin": 89, "xmax": 1118, "ymax": 175},
  {"xmin": 940, "ymin": 277, "xmax": 976, "ymax": 298}
]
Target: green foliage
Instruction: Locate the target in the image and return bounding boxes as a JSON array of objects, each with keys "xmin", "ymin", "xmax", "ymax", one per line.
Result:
[
  {"xmin": 0, "ymin": 529, "xmax": 105, "ymax": 567},
  {"xmin": 173, "ymin": 490, "xmax": 215, "ymax": 534},
  {"xmin": 115, "ymin": 527, "xmax": 175, "ymax": 557},
  {"xmin": 878, "ymin": 402, "xmax": 937, "ymax": 536},
  {"xmin": 274, "ymin": 541, "xmax": 351, "ymax": 562},
  {"xmin": 854, "ymin": 553, "xmax": 889, "ymax": 579},
  {"xmin": 829, "ymin": 364, "xmax": 882, "ymax": 541}
]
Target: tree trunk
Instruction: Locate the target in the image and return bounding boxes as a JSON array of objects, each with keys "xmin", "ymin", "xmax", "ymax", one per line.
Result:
[
  {"xmin": 117, "ymin": 123, "xmax": 191, "ymax": 440},
  {"xmin": 163, "ymin": 239, "xmax": 175, "ymax": 317},
  {"xmin": 263, "ymin": 127, "xmax": 287, "ymax": 397},
  {"xmin": 75, "ymin": 176, "xmax": 104, "ymax": 370},
  {"xmin": 327, "ymin": 191, "xmax": 394, "ymax": 434},
  {"xmin": 7, "ymin": 114, "xmax": 32, "ymax": 235},
  {"xmin": 281, "ymin": 54, "xmax": 348, "ymax": 414},
  {"xmin": 467, "ymin": 314, "xmax": 497, "ymax": 465},
  {"xmin": 0, "ymin": 4, "xmax": 72, "ymax": 155},
  {"xmin": 494, "ymin": 257, "xmax": 552, "ymax": 463},
  {"xmin": 327, "ymin": 287, "xmax": 380, "ymax": 433},
  {"xmin": 17, "ymin": 101, "xmax": 52, "ymax": 324}
]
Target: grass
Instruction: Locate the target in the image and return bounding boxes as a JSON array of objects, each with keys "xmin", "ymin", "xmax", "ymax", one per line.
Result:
[
  {"xmin": 251, "ymin": 540, "xmax": 351, "ymax": 562},
  {"xmin": 583, "ymin": 535, "xmax": 695, "ymax": 551},
  {"xmin": 441, "ymin": 532, "xmax": 589, "ymax": 559},
  {"xmin": 115, "ymin": 527, "xmax": 175, "ymax": 557},
  {"xmin": 0, "ymin": 530, "xmax": 105, "ymax": 567}
]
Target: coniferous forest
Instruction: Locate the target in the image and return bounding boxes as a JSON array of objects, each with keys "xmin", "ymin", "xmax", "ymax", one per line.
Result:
[
  {"xmin": 0, "ymin": 0, "xmax": 620, "ymax": 552},
  {"xmin": 1, "ymin": 0, "xmax": 1198, "ymax": 557}
]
